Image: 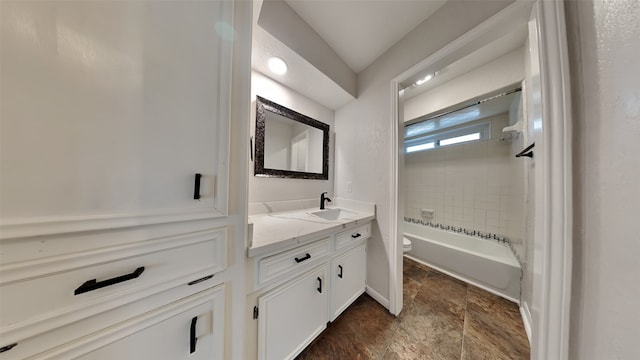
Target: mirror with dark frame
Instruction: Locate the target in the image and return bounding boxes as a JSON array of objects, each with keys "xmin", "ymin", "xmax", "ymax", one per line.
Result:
[{"xmin": 254, "ymin": 96, "xmax": 329, "ymax": 180}]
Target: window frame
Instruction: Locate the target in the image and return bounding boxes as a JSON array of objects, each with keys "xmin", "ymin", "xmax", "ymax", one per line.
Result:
[{"xmin": 404, "ymin": 121, "xmax": 491, "ymax": 154}]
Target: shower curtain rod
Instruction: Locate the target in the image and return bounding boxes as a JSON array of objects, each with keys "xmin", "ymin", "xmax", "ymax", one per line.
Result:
[{"xmin": 407, "ymin": 87, "xmax": 522, "ymax": 126}]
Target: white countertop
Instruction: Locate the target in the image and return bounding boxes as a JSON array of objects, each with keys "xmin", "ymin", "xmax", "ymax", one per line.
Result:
[{"xmin": 248, "ymin": 201, "xmax": 375, "ymax": 257}]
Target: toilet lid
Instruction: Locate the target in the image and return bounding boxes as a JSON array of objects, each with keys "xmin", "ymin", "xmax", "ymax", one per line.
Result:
[{"xmin": 403, "ymin": 237, "xmax": 411, "ymax": 246}]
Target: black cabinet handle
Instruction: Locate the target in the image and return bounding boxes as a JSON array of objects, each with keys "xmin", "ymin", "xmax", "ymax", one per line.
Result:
[
  {"xmin": 351, "ymin": 233, "xmax": 362, "ymax": 239},
  {"xmin": 187, "ymin": 274, "xmax": 214, "ymax": 286},
  {"xmin": 194, "ymin": 173, "xmax": 202, "ymax": 200},
  {"xmin": 317, "ymin": 277, "xmax": 322, "ymax": 293},
  {"xmin": 250, "ymin": 137, "xmax": 254, "ymax": 162},
  {"xmin": 190, "ymin": 316, "xmax": 198, "ymax": 354},
  {"xmin": 74, "ymin": 267, "xmax": 145, "ymax": 295},
  {"xmin": 0, "ymin": 343, "xmax": 17, "ymax": 353},
  {"xmin": 338, "ymin": 265, "xmax": 343, "ymax": 278},
  {"xmin": 515, "ymin": 142, "xmax": 535, "ymax": 158},
  {"xmin": 295, "ymin": 253, "xmax": 311, "ymax": 263}
]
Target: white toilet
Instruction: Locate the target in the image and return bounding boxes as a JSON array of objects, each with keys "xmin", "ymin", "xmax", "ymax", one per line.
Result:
[{"xmin": 403, "ymin": 236, "xmax": 412, "ymax": 253}]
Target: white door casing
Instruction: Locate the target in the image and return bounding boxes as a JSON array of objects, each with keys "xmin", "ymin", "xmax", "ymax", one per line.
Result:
[{"xmin": 389, "ymin": 1, "xmax": 572, "ymax": 358}]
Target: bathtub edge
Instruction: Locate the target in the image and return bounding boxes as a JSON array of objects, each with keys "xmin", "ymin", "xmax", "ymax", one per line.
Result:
[{"xmin": 404, "ymin": 254, "xmax": 520, "ymax": 304}]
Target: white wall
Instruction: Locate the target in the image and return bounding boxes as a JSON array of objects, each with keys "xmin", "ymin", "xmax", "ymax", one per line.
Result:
[
  {"xmin": 404, "ymin": 114, "xmax": 525, "ymax": 243},
  {"xmin": 334, "ymin": 0, "xmax": 514, "ymax": 304},
  {"xmin": 566, "ymin": 1, "xmax": 640, "ymax": 359},
  {"xmin": 403, "ymin": 47, "xmax": 525, "ymax": 122},
  {"xmin": 250, "ymin": 71, "xmax": 335, "ymax": 203}
]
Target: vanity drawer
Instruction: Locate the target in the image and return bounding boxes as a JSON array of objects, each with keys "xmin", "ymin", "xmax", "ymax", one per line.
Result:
[
  {"xmin": 335, "ymin": 223, "xmax": 371, "ymax": 250},
  {"xmin": 1, "ymin": 228, "xmax": 226, "ymax": 338},
  {"xmin": 258, "ymin": 237, "xmax": 331, "ymax": 285}
]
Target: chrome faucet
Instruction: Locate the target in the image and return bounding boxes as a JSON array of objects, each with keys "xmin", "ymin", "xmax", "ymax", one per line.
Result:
[{"xmin": 320, "ymin": 192, "xmax": 332, "ymax": 210}]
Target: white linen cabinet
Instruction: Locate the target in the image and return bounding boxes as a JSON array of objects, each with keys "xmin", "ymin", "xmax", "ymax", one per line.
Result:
[{"xmin": 0, "ymin": 1, "xmax": 238, "ymax": 358}]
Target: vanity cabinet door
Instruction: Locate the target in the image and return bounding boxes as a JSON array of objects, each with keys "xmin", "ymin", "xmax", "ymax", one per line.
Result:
[
  {"xmin": 258, "ymin": 264, "xmax": 329, "ymax": 360},
  {"xmin": 330, "ymin": 244, "xmax": 367, "ymax": 321}
]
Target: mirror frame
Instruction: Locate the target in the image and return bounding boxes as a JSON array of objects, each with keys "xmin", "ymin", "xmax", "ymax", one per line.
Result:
[{"xmin": 254, "ymin": 96, "xmax": 330, "ymax": 180}]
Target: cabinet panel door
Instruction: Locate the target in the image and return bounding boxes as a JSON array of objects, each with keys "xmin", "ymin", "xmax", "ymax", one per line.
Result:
[
  {"xmin": 331, "ymin": 244, "xmax": 366, "ymax": 321},
  {"xmin": 258, "ymin": 264, "xmax": 328, "ymax": 360},
  {"xmin": 1, "ymin": 0, "xmax": 232, "ymax": 233},
  {"xmin": 29, "ymin": 286, "xmax": 225, "ymax": 360}
]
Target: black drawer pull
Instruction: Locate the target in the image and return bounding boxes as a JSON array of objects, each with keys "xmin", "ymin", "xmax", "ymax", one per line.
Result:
[
  {"xmin": 351, "ymin": 233, "xmax": 362, "ymax": 239},
  {"xmin": 317, "ymin": 277, "xmax": 322, "ymax": 293},
  {"xmin": 338, "ymin": 265, "xmax": 343, "ymax": 278},
  {"xmin": 188, "ymin": 274, "xmax": 214, "ymax": 286},
  {"xmin": 190, "ymin": 316, "xmax": 198, "ymax": 354},
  {"xmin": 74, "ymin": 267, "xmax": 145, "ymax": 295},
  {"xmin": 295, "ymin": 253, "xmax": 311, "ymax": 263},
  {"xmin": 194, "ymin": 173, "xmax": 202, "ymax": 200},
  {"xmin": 0, "ymin": 343, "xmax": 17, "ymax": 353}
]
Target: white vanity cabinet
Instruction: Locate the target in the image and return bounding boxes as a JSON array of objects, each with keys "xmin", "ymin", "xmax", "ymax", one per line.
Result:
[
  {"xmin": 251, "ymin": 221, "xmax": 371, "ymax": 360},
  {"xmin": 330, "ymin": 243, "xmax": 367, "ymax": 321},
  {"xmin": 258, "ymin": 265, "xmax": 329, "ymax": 360}
]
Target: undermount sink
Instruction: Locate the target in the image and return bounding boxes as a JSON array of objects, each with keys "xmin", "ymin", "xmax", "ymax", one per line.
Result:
[{"xmin": 311, "ymin": 208, "xmax": 355, "ymax": 221}]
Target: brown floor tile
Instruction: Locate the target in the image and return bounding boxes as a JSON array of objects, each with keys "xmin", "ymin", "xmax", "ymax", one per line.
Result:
[
  {"xmin": 466, "ymin": 286, "xmax": 521, "ymax": 321},
  {"xmin": 462, "ymin": 287, "xmax": 529, "ymax": 360},
  {"xmin": 461, "ymin": 312, "xmax": 529, "ymax": 360},
  {"xmin": 382, "ymin": 326, "xmax": 435, "ymax": 360},
  {"xmin": 398, "ymin": 296, "xmax": 464, "ymax": 360},
  {"xmin": 402, "ymin": 276, "xmax": 421, "ymax": 310},
  {"xmin": 403, "ymin": 258, "xmax": 430, "ymax": 283},
  {"xmin": 296, "ymin": 314, "xmax": 372, "ymax": 360},
  {"xmin": 404, "ymin": 257, "xmax": 434, "ymax": 272},
  {"xmin": 414, "ymin": 271, "xmax": 468, "ymax": 315},
  {"xmin": 341, "ymin": 295, "xmax": 399, "ymax": 357}
]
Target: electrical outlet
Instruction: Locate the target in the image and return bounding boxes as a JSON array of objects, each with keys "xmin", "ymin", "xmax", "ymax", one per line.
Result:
[{"xmin": 346, "ymin": 181, "xmax": 352, "ymax": 193}]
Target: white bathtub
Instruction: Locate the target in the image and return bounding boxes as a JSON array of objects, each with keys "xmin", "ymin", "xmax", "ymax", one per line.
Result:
[{"xmin": 404, "ymin": 222, "xmax": 521, "ymax": 303}]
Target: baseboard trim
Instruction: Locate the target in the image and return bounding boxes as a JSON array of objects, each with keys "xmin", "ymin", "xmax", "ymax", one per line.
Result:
[
  {"xmin": 365, "ymin": 285, "xmax": 390, "ymax": 310},
  {"xmin": 520, "ymin": 301, "xmax": 533, "ymax": 345}
]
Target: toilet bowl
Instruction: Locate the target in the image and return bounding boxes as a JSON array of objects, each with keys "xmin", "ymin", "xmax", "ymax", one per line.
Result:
[{"xmin": 403, "ymin": 237, "xmax": 412, "ymax": 253}]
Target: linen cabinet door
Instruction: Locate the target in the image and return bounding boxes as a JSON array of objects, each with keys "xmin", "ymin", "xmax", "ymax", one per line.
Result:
[
  {"xmin": 257, "ymin": 264, "xmax": 329, "ymax": 360},
  {"xmin": 331, "ymin": 244, "xmax": 367, "ymax": 321},
  {"xmin": 43, "ymin": 286, "xmax": 225, "ymax": 360},
  {"xmin": 1, "ymin": 0, "xmax": 233, "ymax": 238}
]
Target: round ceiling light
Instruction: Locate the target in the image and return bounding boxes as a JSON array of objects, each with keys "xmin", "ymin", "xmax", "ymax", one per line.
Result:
[{"xmin": 268, "ymin": 57, "xmax": 288, "ymax": 75}]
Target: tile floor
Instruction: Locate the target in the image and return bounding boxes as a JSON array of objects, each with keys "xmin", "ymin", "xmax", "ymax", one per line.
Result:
[{"xmin": 296, "ymin": 257, "xmax": 530, "ymax": 359}]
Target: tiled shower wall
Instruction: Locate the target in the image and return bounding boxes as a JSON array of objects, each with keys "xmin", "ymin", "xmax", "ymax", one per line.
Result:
[{"xmin": 404, "ymin": 113, "xmax": 525, "ymax": 243}]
